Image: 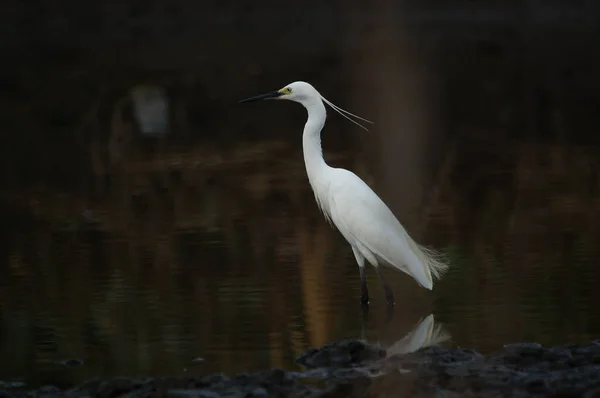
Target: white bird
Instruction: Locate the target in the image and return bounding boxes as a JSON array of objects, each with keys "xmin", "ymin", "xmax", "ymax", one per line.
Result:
[
  {"xmin": 384, "ymin": 314, "xmax": 450, "ymax": 356},
  {"xmin": 240, "ymin": 81, "xmax": 449, "ymax": 306}
]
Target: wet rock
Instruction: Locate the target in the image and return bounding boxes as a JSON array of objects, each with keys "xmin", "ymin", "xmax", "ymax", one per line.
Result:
[
  {"xmin": 198, "ymin": 374, "xmax": 229, "ymax": 388},
  {"xmin": 0, "ymin": 382, "xmax": 25, "ymax": 390},
  {"xmin": 96, "ymin": 377, "xmax": 138, "ymax": 398},
  {"xmin": 247, "ymin": 387, "xmax": 268, "ymax": 397},
  {"xmin": 34, "ymin": 386, "xmax": 62, "ymax": 398},
  {"xmin": 167, "ymin": 390, "xmax": 220, "ymax": 398},
  {"xmin": 296, "ymin": 339, "xmax": 386, "ymax": 369},
  {"xmin": 5, "ymin": 339, "xmax": 600, "ymax": 397},
  {"xmin": 503, "ymin": 342, "xmax": 543, "ymax": 351}
]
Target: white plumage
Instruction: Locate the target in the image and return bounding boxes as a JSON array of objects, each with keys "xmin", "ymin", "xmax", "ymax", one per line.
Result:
[{"xmin": 240, "ymin": 81, "xmax": 449, "ymax": 305}]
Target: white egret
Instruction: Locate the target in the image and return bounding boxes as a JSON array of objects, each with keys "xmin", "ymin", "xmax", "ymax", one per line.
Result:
[{"xmin": 240, "ymin": 81, "xmax": 449, "ymax": 306}]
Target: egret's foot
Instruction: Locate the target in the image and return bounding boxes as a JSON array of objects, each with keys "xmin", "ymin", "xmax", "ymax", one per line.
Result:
[
  {"xmin": 360, "ymin": 289, "xmax": 370, "ymax": 306},
  {"xmin": 360, "ymin": 300, "xmax": 370, "ymax": 319},
  {"xmin": 360, "ymin": 295, "xmax": 370, "ymax": 306}
]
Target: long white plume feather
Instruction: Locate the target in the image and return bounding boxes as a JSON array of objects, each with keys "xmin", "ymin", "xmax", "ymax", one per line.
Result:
[{"xmin": 320, "ymin": 95, "xmax": 374, "ymax": 131}]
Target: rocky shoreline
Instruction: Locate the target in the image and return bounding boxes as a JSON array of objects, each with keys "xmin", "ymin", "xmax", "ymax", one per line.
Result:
[{"xmin": 2, "ymin": 338, "xmax": 600, "ymax": 398}]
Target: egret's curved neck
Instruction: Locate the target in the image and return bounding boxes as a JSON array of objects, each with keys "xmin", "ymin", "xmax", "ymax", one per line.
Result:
[{"xmin": 302, "ymin": 98, "xmax": 328, "ymax": 182}]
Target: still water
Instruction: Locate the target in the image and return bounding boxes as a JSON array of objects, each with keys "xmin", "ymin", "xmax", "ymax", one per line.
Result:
[{"xmin": 1, "ymin": 137, "xmax": 599, "ymax": 388}]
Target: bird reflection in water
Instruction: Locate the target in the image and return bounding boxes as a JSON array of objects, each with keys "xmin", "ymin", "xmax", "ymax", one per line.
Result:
[
  {"xmin": 383, "ymin": 314, "xmax": 450, "ymax": 356},
  {"xmin": 361, "ymin": 308, "xmax": 450, "ymax": 355}
]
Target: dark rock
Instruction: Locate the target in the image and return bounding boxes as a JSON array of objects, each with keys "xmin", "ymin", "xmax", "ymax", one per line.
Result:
[
  {"xmin": 35, "ymin": 385, "xmax": 62, "ymax": 398},
  {"xmin": 0, "ymin": 382, "xmax": 25, "ymax": 390},
  {"xmin": 255, "ymin": 368, "xmax": 288, "ymax": 386},
  {"xmin": 247, "ymin": 387, "xmax": 268, "ymax": 397},
  {"xmin": 95, "ymin": 377, "xmax": 156, "ymax": 398},
  {"xmin": 296, "ymin": 339, "xmax": 386, "ymax": 369},
  {"xmin": 4, "ymin": 339, "xmax": 600, "ymax": 397},
  {"xmin": 502, "ymin": 342, "xmax": 542, "ymax": 351},
  {"xmin": 167, "ymin": 390, "xmax": 220, "ymax": 398},
  {"xmin": 199, "ymin": 374, "xmax": 229, "ymax": 386}
]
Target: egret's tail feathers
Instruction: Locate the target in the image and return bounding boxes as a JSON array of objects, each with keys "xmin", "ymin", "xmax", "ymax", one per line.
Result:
[
  {"xmin": 428, "ymin": 323, "xmax": 452, "ymax": 347},
  {"xmin": 405, "ymin": 235, "xmax": 450, "ymax": 290},
  {"xmin": 415, "ymin": 243, "xmax": 450, "ymax": 280}
]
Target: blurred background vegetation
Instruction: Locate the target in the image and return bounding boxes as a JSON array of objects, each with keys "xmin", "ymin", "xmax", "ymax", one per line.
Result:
[{"xmin": 1, "ymin": 0, "xmax": 600, "ymax": 388}]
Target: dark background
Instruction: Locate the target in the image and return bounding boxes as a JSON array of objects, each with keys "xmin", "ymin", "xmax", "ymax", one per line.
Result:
[{"xmin": 1, "ymin": 0, "xmax": 600, "ymax": 388}]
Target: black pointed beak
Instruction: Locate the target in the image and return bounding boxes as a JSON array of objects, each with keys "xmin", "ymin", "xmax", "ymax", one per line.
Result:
[{"xmin": 239, "ymin": 91, "xmax": 283, "ymax": 103}]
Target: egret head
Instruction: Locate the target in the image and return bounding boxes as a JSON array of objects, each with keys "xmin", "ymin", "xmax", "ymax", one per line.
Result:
[
  {"xmin": 240, "ymin": 81, "xmax": 374, "ymax": 131},
  {"xmin": 239, "ymin": 81, "xmax": 319, "ymax": 106}
]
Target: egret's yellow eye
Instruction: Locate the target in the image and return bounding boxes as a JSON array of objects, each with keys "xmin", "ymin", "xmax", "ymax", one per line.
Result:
[{"xmin": 281, "ymin": 87, "xmax": 292, "ymax": 95}]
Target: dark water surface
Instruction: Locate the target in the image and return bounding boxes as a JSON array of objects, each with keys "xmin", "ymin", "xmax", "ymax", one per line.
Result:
[
  {"xmin": 1, "ymin": 141, "xmax": 600, "ymax": 387},
  {"xmin": 2, "ymin": 1, "xmax": 600, "ymax": 389}
]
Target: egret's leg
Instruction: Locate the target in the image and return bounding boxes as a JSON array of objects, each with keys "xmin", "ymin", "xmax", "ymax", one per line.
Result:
[
  {"xmin": 360, "ymin": 298, "xmax": 370, "ymax": 339},
  {"xmin": 359, "ymin": 267, "xmax": 369, "ymax": 305},
  {"xmin": 384, "ymin": 302, "xmax": 394, "ymax": 323},
  {"xmin": 375, "ymin": 267, "xmax": 395, "ymax": 307},
  {"xmin": 351, "ymin": 247, "xmax": 369, "ymax": 305}
]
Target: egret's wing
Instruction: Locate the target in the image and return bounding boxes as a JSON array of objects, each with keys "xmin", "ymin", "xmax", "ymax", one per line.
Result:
[{"xmin": 327, "ymin": 169, "xmax": 432, "ymax": 286}]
